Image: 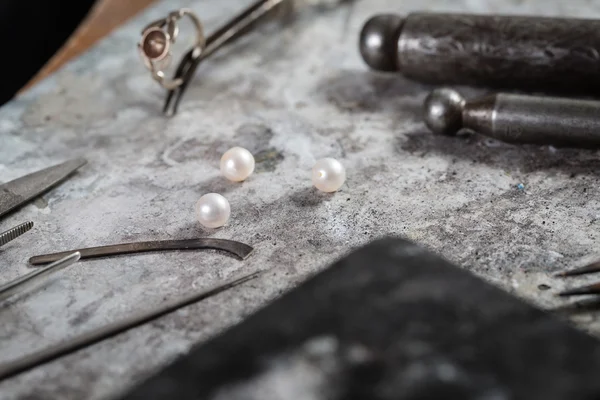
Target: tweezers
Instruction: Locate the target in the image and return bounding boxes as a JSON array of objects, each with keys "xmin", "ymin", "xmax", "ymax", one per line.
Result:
[
  {"xmin": 29, "ymin": 238, "xmax": 254, "ymax": 265},
  {"xmin": 163, "ymin": 0, "xmax": 355, "ymax": 115},
  {"xmin": 0, "ymin": 270, "xmax": 260, "ymax": 381},
  {"xmin": 163, "ymin": 0, "xmax": 286, "ymax": 116}
]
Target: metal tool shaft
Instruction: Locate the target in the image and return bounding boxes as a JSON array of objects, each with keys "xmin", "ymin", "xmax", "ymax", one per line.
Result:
[
  {"xmin": 466, "ymin": 94, "xmax": 600, "ymax": 148},
  {"xmin": 204, "ymin": 0, "xmax": 284, "ymax": 61},
  {"xmin": 0, "ymin": 253, "xmax": 80, "ymax": 301},
  {"xmin": 0, "ymin": 271, "xmax": 260, "ymax": 381},
  {"xmin": 423, "ymin": 88, "xmax": 600, "ymax": 149},
  {"xmin": 29, "ymin": 238, "xmax": 254, "ymax": 265},
  {"xmin": 360, "ymin": 13, "xmax": 600, "ymax": 95},
  {"xmin": 163, "ymin": 0, "xmax": 348, "ymax": 115},
  {"xmin": 163, "ymin": 0, "xmax": 287, "ymax": 115}
]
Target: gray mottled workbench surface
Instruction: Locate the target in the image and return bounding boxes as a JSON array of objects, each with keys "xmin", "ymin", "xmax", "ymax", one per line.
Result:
[{"xmin": 1, "ymin": 0, "xmax": 600, "ymax": 398}]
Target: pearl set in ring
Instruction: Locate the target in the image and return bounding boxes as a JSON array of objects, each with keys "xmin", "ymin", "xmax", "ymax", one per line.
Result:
[{"xmin": 195, "ymin": 146, "xmax": 346, "ymax": 229}]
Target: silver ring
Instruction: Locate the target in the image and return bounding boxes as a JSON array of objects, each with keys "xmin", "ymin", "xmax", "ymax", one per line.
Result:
[{"xmin": 138, "ymin": 9, "xmax": 206, "ymax": 90}]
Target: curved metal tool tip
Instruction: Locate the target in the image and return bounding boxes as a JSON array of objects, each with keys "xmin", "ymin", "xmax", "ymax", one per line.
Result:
[{"xmin": 29, "ymin": 238, "xmax": 253, "ymax": 265}]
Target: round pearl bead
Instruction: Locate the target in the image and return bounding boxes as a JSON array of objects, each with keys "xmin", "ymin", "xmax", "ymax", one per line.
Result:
[
  {"xmin": 220, "ymin": 147, "xmax": 255, "ymax": 182},
  {"xmin": 312, "ymin": 158, "xmax": 346, "ymax": 193},
  {"xmin": 195, "ymin": 193, "xmax": 231, "ymax": 228}
]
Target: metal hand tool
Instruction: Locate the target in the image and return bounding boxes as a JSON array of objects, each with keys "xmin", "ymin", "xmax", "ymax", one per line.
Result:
[
  {"xmin": 360, "ymin": 13, "xmax": 600, "ymax": 95},
  {"xmin": 0, "ymin": 158, "xmax": 87, "ymax": 219},
  {"xmin": 0, "ymin": 270, "xmax": 261, "ymax": 381},
  {"xmin": 556, "ymin": 260, "xmax": 600, "ymax": 297},
  {"xmin": 0, "ymin": 252, "xmax": 80, "ymax": 301},
  {"xmin": 423, "ymin": 88, "xmax": 600, "ymax": 149},
  {"xmin": 29, "ymin": 238, "xmax": 254, "ymax": 265},
  {"xmin": 0, "ymin": 221, "xmax": 33, "ymax": 248},
  {"xmin": 144, "ymin": 0, "xmax": 348, "ymax": 115},
  {"xmin": 161, "ymin": 0, "xmax": 286, "ymax": 116}
]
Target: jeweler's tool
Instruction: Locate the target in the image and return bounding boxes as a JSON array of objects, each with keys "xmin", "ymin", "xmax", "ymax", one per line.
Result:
[
  {"xmin": 29, "ymin": 238, "xmax": 254, "ymax": 265},
  {"xmin": 0, "ymin": 158, "xmax": 87, "ymax": 219},
  {"xmin": 0, "ymin": 270, "xmax": 260, "ymax": 381},
  {"xmin": 360, "ymin": 13, "xmax": 600, "ymax": 95},
  {"xmin": 556, "ymin": 260, "xmax": 600, "ymax": 297},
  {"xmin": 140, "ymin": 0, "xmax": 349, "ymax": 115},
  {"xmin": 0, "ymin": 252, "xmax": 80, "ymax": 301},
  {"xmin": 161, "ymin": 0, "xmax": 291, "ymax": 116},
  {"xmin": 423, "ymin": 88, "xmax": 600, "ymax": 149},
  {"xmin": 556, "ymin": 262, "xmax": 600, "ymax": 278}
]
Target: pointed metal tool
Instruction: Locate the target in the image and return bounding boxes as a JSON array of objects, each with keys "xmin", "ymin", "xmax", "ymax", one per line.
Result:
[
  {"xmin": 0, "ymin": 270, "xmax": 260, "ymax": 381},
  {"xmin": 0, "ymin": 252, "xmax": 80, "ymax": 301},
  {"xmin": 0, "ymin": 158, "xmax": 87, "ymax": 219},
  {"xmin": 29, "ymin": 238, "xmax": 254, "ymax": 265},
  {"xmin": 557, "ymin": 283, "xmax": 600, "ymax": 298},
  {"xmin": 0, "ymin": 221, "xmax": 33, "ymax": 247},
  {"xmin": 555, "ymin": 258, "xmax": 600, "ymax": 297},
  {"xmin": 555, "ymin": 261, "xmax": 600, "ymax": 278}
]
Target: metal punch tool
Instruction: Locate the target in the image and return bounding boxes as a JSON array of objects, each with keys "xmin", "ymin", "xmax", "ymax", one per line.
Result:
[
  {"xmin": 423, "ymin": 88, "xmax": 600, "ymax": 149},
  {"xmin": 139, "ymin": 0, "xmax": 349, "ymax": 115}
]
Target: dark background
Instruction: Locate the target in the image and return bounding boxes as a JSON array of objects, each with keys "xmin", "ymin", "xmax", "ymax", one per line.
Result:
[{"xmin": 0, "ymin": 0, "xmax": 96, "ymax": 106}]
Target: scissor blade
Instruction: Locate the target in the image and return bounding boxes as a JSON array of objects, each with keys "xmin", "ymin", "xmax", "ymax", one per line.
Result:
[{"xmin": 0, "ymin": 158, "xmax": 87, "ymax": 219}]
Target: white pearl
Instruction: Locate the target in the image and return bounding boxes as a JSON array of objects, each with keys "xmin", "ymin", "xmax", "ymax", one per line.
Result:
[
  {"xmin": 195, "ymin": 193, "xmax": 231, "ymax": 228},
  {"xmin": 220, "ymin": 147, "xmax": 255, "ymax": 182},
  {"xmin": 312, "ymin": 158, "xmax": 346, "ymax": 192}
]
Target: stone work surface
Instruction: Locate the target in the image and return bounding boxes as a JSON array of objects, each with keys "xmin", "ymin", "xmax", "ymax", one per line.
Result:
[
  {"xmin": 122, "ymin": 238, "xmax": 600, "ymax": 400},
  {"xmin": 0, "ymin": 0, "xmax": 599, "ymax": 398}
]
